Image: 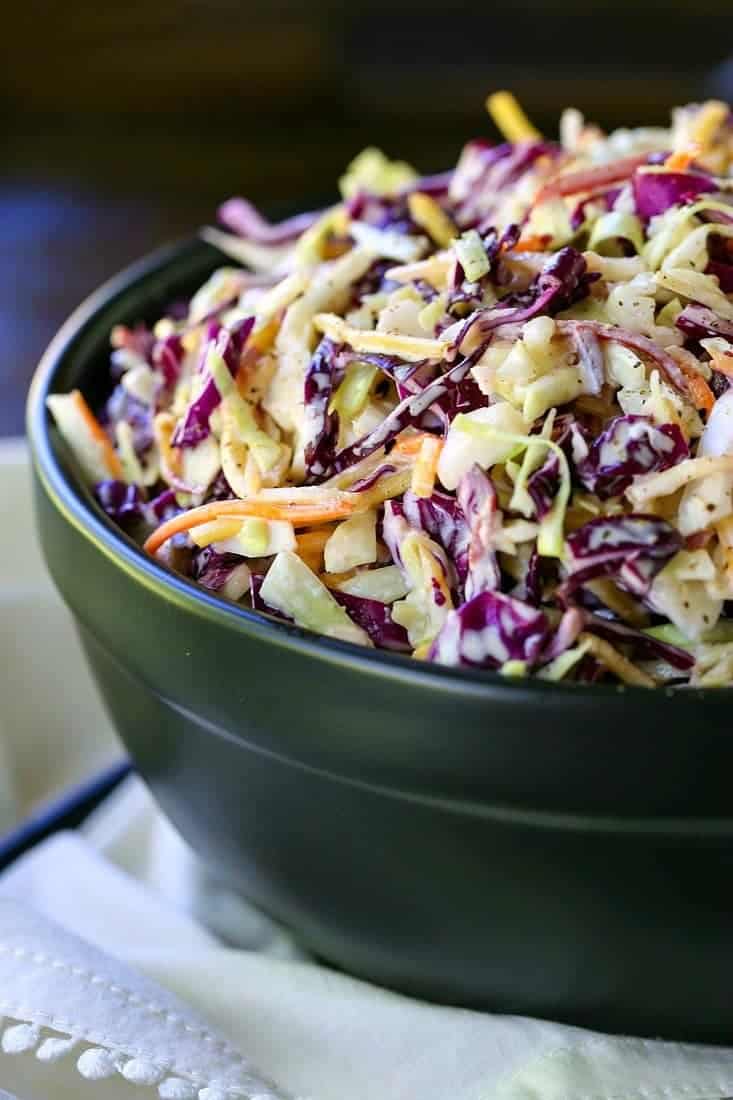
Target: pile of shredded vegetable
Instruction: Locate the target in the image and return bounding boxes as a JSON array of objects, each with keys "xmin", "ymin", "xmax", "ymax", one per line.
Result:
[{"xmin": 48, "ymin": 92, "xmax": 733, "ymax": 687}]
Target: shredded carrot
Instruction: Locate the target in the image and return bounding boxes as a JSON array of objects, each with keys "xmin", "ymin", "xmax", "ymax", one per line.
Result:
[
  {"xmin": 709, "ymin": 348, "xmax": 733, "ymax": 378},
  {"xmin": 393, "ymin": 431, "xmax": 440, "ymax": 458},
  {"xmin": 70, "ymin": 390, "xmax": 123, "ymax": 479},
  {"xmin": 249, "ymin": 317, "xmax": 279, "ymax": 354},
  {"xmin": 537, "ymin": 154, "xmax": 648, "ymax": 201},
  {"xmin": 684, "ymin": 371, "xmax": 716, "ymax": 414},
  {"xmin": 410, "ymin": 436, "xmax": 443, "ymax": 498},
  {"xmin": 296, "ymin": 528, "xmax": 336, "ymax": 553},
  {"xmin": 144, "ymin": 494, "xmax": 361, "ymax": 556},
  {"xmin": 663, "ymin": 145, "xmax": 701, "ymax": 172},
  {"xmin": 321, "ymin": 238, "xmax": 351, "ymax": 260},
  {"xmin": 512, "ymin": 234, "xmax": 550, "ymax": 253},
  {"xmin": 295, "ymin": 527, "xmax": 336, "ymax": 571}
]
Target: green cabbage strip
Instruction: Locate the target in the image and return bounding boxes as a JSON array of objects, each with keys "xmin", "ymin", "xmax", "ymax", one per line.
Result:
[
  {"xmin": 208, "ymin": 347, "xmax": 282, "ymax": 473},
  {"xmin": 453, "ymin": 417, "xmax": 571, "ymax": 557}
]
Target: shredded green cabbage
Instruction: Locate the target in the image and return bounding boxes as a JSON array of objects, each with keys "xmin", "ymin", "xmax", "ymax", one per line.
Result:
[
  {"xmin": 330, "ymin": 362, "xmax": 380, "ymax": 422},
  {"xmin": 588, "ymin": 212, "xmax": 645, "ymax": 256},
  {"xmin": 538, "ymin": 641, "xmax": 591, "ymax": 681},
  {"xmin": 453, "ymin": 230, "xmax": 491, "ymax": 282},
  {"xmin": 324, "ymin": 510, "xmax": 377, "ymax": 573},
  {"xmin": 208, "ymin": 347, "xmax": 283, "ymax": 473},
  {"xmin": 453, "ymin": 418, "xmax": 571, "ymax": 558},
  {"xmin": 335, "ymin": 565, "xmax": 409, "ymax": 603},
  {"xmin": 260, "ymin": 551, "xmax": 372, "ymax": 645},
  {"xmin": 339, "ymin": 147, "xmax": 418, "ymax": 200}
]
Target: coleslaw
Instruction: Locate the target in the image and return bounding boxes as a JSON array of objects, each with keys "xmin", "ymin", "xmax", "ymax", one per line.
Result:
[{"xmin": 48, "ymin": 92, "xmax": 733, "ymax": 687}]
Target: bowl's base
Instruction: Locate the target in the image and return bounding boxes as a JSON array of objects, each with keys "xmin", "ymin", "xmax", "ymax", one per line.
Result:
[{"xmin": 81, "ymin": 623, "xmax": 733, "ymax": 1044}]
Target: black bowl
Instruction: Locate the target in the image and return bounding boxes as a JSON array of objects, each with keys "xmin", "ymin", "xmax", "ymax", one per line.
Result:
[{"xmin": 28, "ymin": 236, "xmax": 733, "ymax": 1041}]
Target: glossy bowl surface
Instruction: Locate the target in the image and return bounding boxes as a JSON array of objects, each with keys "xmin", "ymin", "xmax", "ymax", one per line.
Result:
[{"xmin": 28, "ymin": 236, "xmax": 733, "ymax": 1041}]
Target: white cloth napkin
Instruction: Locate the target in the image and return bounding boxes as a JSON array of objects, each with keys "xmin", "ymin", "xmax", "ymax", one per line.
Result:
[{"xmin": 3, "ymin": 437, "xmax": 733, "ymax": 1100}]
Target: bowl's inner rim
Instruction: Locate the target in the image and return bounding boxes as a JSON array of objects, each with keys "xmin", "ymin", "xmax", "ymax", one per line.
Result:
[{"xmin": 26, "ymin": 234, "xmax": 728, "ymax": 703}]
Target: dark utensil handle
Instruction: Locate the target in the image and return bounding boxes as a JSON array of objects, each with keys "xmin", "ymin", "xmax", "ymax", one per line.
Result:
[{"xmin": 0, "ymin": 758, "xmax": 132, "ymax": 871}]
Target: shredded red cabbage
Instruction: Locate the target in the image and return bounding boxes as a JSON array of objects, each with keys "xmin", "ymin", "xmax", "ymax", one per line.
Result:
[
  {"xmin": 218, "ymin": 197, "xmax": 323, "ymax": 244},
  {"xmin": 402, "ymin": 489, "xmax": 471, "ymax": 588},
  {"xmin": 456, "ymin": 466, "xmax": 501, "ymax": 598},
  {"xmin": 303, "ymin": 338, "xmax": 343, "ymax": 478},
  {"xmin": 152, "ymin": 333, "xmax": 185, "ymax": 389},
  {"xmin": 632, "ymin": 170, "xmax": 717, "ymax": 220},
  {"xmin": 675, "ymin": 304, "xmax": 733, "ymax": 342},
  {"xmin": 574, "ymin": 415, "xmax": 689, "ymax": 499},
  {"xmin": 429, "ymin": 589, "xmax": 550, "ymax": 669},
  {"xmin": 193, "ymin": 547, "xmax": 248, "ymax": 591},
  {"xmin": 563, "ymin": 514, "xmax": 682, "ymax": 598},
  {"xmin": 581, "ymin": 612, "xmax": 694, "ymax": 671},
  {"xmin": 172, "ymin": 317, "xmax": 254, "ymax": 449},
  {"xmin": 331, "ymin": 590, "xmax": 410, "ymax": 651},
  {"xmin": 104, "ymin": 387, "xmax": 154, "ymax": 456},
  {"xmin": 95, "ymin": 481, "xmax": 147, "ymax": 528}
]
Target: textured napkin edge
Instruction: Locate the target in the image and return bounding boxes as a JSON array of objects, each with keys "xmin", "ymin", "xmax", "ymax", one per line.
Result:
[
  {"xmin": 0, "ymin": 1010, "xmax": 281, "ymax": 1100},
  {"xmin": 0, "ymin": 898, "xmax": 295, "ymax": 1100}
]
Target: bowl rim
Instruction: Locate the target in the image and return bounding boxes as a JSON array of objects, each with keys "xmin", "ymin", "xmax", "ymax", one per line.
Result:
[{"xmin": 26, "ymin": 234, "xmax": 724, "ymax": 704}]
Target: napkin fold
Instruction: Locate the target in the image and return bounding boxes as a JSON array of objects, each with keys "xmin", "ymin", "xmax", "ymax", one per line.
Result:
[
  {"xmin": 3, "ymin": 438, "xmax": 733, "ymax": 1100},
  {"xmin": 0, "ymin": 891, "xmax": 283, "ymax": 1100}
]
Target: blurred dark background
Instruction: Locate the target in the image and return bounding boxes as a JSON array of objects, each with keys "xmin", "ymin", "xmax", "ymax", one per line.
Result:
[{"xmin": 2, "ymin": 0, "xmax": 731, "ymax": 436}]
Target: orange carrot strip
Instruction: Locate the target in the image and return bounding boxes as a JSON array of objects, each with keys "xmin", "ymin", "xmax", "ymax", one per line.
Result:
[
  {"xmin": 144, "ymin": 496, "xmax": 360, "ymax": 556},
  {"xmin": 295, "ymin": 527, "xmax": 336, "ymax": 571},
  {"xmin": 537, "ymin": 154, "xmax": 648, "ymax": 201},
  {"xmin": 663, "ymin": 145, "xmax": 701, "ymax": 172},
  {"xmin": 321, "ymin": 239, "xmax": 351, "ymax": 260},
  {"xmin": 249, "ymin": 317, "xmax": 279, "ymax": 354},
  {"xmin": 709, "ymin": 349, "xmax": 733, "ymax": 378},
  {"xmin": 685, "ymin": 372, "xmax": 716, "ymax": 414},
  {"xmin": 512, "ymin": 234, "xmax": 550, "ymax": 253},
  {"xmin": 70, "ymin": 390, "xmax": 123, "ymax": 478},
  {"xmin": 392, "ymin": 431, "xmax": 441, "ymax": 458},
  {"xmin": 296, "ymin": 528, "xmax": 336, "ymax": 555}
]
